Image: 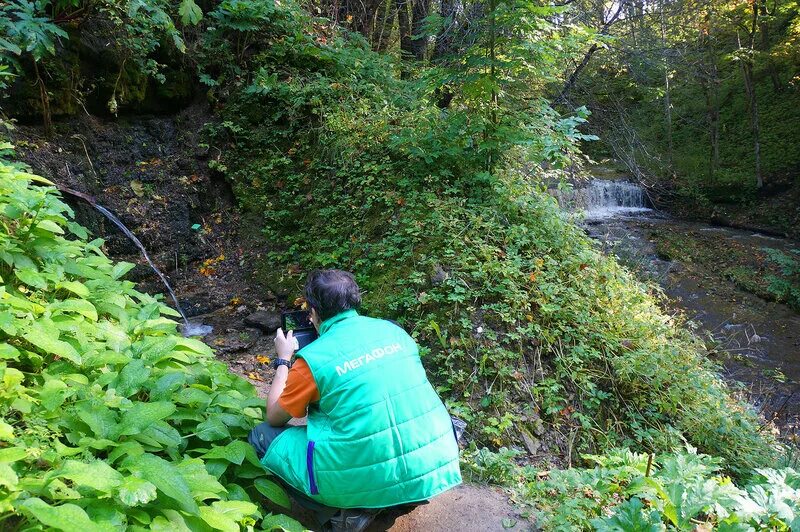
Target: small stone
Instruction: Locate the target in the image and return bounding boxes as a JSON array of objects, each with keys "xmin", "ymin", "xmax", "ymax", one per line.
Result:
[
  {"xmin": 244, "ymin": 310, "xmax": 282, "ymax": 333},
  {"xmin": 431, "ymin": 264, "xmax": 449, "ymax": 286},
  {"xmin": 519, "ymin": 426, "xmax": 540, "ymax": 455}
]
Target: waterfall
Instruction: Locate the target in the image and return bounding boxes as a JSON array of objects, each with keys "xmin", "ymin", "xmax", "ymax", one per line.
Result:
[{"xmin": 554, "ymin": 179, "xmax": 652, "ymax": 220}]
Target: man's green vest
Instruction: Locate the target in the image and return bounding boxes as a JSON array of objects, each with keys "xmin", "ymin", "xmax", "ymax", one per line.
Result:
[{"xmin": 260, "ymin": 310, "xmax": 462, "ymax": 509}]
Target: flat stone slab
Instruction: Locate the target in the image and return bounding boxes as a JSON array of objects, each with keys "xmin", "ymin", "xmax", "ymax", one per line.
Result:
[{"xmin": 367, "ymin": 484, "xmax": 530, "ymax": 531}]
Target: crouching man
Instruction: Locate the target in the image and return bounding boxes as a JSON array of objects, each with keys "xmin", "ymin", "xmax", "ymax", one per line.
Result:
[{"xmin": 249, "ymin": 269, "xmax": 462, "ymax": 531}]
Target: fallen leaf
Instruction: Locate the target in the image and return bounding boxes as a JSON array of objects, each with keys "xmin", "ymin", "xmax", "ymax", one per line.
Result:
[
  {"xmin": 256, "ymin": 356, "xmax": 270, "ymax": 364},
  {"xmin": 130, "ymin": 180, "xmax": 145, "ymax": 197}
]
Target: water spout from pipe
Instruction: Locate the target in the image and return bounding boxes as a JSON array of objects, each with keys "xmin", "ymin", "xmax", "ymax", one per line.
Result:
[{"xmin": 58, "ymin": 186, "xmax": 211, "ymax": 337}]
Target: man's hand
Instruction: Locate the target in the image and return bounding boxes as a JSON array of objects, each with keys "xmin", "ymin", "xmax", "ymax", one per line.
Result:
[{"xmin": 274, "ymin": 328, "xmax": 298, "ymax": 361}]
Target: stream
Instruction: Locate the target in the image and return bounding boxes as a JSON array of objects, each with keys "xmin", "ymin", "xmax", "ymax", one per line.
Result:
[{"xmin": 560, "ymin": 175, "xmax": 800, "ymax": 436}]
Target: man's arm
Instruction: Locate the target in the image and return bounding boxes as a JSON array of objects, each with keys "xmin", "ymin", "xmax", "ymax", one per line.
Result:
[{"xmin": 266, "ymin": 328, "xmax": 294, "ymax": 427}]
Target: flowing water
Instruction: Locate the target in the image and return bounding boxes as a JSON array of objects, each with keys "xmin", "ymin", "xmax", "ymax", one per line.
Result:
[
  {"xmin": 554, "ymin": 179, "xmax": 653, "ymax": 220},
  {"xmin": 93, "ymin": 204, "xmax": 213, "ymax": 337},
  {"xmin": 557, "ymin": 175, "xmax": 800, "ymax": 433}
]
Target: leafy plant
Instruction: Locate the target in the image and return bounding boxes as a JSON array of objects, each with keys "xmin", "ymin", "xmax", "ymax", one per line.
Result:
[
  {"xmin": 516, "ymin": 447, "xmax": 800, "ymax": 531},
  {"xmin": 0, "ymin": 163, "xmax": 300, "ymax": 530},
  {"xmin": 765, "ymin": 248, "xmax": 800, "ymax": 310}
]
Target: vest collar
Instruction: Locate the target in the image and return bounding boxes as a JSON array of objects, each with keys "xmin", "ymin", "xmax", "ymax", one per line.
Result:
[{"xmin": 319, "ymin": 309, "xmax": 359, "ymax": 336}]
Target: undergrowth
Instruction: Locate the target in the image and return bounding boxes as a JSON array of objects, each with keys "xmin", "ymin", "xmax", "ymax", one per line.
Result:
[
  {"xmin": 0, "ymin": 164, "xmax": 301, "ymax": 531},
  {"xmin": 200, "ymin": 0, "xmax": 775, "ymax": 475},
  {"xmin": 466, "ymin": 446, "xmax": 800, "ymax": 531}
]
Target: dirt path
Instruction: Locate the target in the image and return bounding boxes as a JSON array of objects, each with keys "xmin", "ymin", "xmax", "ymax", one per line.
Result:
[{"xmin": 369, "ymin": 484, "xmax": 527, "ymax": 531}]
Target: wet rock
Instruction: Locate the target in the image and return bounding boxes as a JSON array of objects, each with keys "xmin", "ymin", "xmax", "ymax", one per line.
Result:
[
  {"xmin": 431, "ymin": 264, "xmax": 449, "ymax": 286},
  {"xmin": 519, "ymin": 426, "xmax": 541, "ymax": 456},
  {"xmin": 244, "ymin": 310, "xmax": 282, "ymax": 333}
]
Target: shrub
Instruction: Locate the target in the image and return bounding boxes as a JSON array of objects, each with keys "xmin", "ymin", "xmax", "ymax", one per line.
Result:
[
  {"xmin": 523, "ymin": 447, "xmax": 800, "ymax": 531},
  {"xmin": 0, "ymin": 163, "xmax": 298, "ymax": 530},
  {"xmin": 765, "ymin": 248, "xmax": 800, "ymax": 310}
]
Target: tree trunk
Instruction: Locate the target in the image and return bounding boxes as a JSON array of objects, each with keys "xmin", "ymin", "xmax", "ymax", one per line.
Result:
[
  {"xmin": 742, "ymin": 60, "xmax": 763, "ymax": 188},
  {"xmin": 756, "ymin": 0, "xmax": 781, "ymax": 91},
  {"xmin": 742, "ymin": 2, "xmax": 763, "ymax": 188},
  {"xmin": 432, "ymin": 0, "xmax": 457, "ymax": 61},
  {"xmin": 556, "ymin": 1, "xmax": 625, "ymax": 103},
  {"xmin": 372, "ymin": 0, "xmax": 396, "ymax": 51},
  {"xmin": 396, "ymin": 0, "xmax": 413, "ymax": 63},
  {"xmin": 660, "ymin": 2, "xmax": 673, "ymax": 170},
  {"xmin": 486, "ymin": 0, "xmax": 498, "ymax": 172},
  {"xmin": 410, "ymin": 0, "xmax": 432, "ymax": 60}
]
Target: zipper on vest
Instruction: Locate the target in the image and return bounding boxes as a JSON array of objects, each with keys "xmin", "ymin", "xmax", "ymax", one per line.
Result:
[{"xmin": 307, "ymin": 441, "xmax": 319, "ymax": 495}]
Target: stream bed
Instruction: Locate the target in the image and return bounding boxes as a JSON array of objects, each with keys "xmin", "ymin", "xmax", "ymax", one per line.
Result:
[{"xmin": 564, "ymin": 177, "xmax": 800, "ymax": 437}]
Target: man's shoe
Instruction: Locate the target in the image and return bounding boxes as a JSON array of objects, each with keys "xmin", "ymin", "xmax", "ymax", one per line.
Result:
[{"xmin": 329, "ymin": 509, "xmax": 378, "ymax": 532}]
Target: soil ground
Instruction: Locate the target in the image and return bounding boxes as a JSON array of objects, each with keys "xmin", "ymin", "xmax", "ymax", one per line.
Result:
[{"xmin": 12, "ymin": 107, "xmax": 530, "ymax": 531}]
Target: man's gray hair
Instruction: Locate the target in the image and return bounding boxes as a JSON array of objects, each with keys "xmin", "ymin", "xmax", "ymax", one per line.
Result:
[{"xmin": 304, "ymin": 269, "xmax": 362, "ymax": 322}]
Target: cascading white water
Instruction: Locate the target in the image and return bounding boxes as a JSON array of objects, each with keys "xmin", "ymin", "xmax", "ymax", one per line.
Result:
[{"xmin": 554, "ymin": 179, "xmax": 652, "ymax": 220}]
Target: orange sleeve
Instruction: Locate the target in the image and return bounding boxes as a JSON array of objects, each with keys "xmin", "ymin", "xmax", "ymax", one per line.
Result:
[{"xmin": 278, "ymin": 358, "xmax": 320, "ymax": 418}]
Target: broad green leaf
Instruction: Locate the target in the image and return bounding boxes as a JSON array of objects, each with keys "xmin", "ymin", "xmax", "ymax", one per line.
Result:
[
  {"xmin": 0, "ymin": 420, "xmax": 13, "ymax": 440},
  {"xmin": 135, "ymin": 420, "xmax": 182, "ymax": 450},
  {"xmin": 150, "ymin": 509, "xmax": 192, "ymax": 532},
  {"xmin": 18, "ymin": 497, "xmax": 112, "ymax": 532},
  {"xmin": 211, "ymin": 499, "xmax": 259, "ymax": 521},
  {"xmin": 114, "ymin": 359, "xmax": 151, "ymax": 397},
  {"xmin": 3, "ymin": 367, "xmax": 24, "ymax": 389},
  {"xmin": 196, "ymin": 416, "xmax": 231, "ymax": 442},
  {"xmin": 254, "ymin": 478, "xmax": 291, "ymax": 509},
  {"xmin": 175, "ymin": 458, "xmax": 227, "ymax": 501},
  {"xmin": 39, "ymin": 379, "xmax": 70, "ymax": 411},
  {"xmin": 83, "ymin": 350, "xmax": 131, "ymax": 367},
  {"xmin": 57, "ymin": 459, "xmax": 123, "ymax": 494},
  {"xmin": 125, "ymin": 453, "xmax": 199, "ymax": 514},
  {"xmin": 117, "ymin": 476, "xmax": 158, "ymax": 506},
  {"xmin": 24, "ymin": 322, "xmax": 81, "ymax": 365},
  {"xmin": 0, "ymin": 447, "xmax": 27, "ymax": 463},
  {"xmin": 179, "ymin": 0, "xmax": 203, "ymax": 25},
  {"xmin": 150, "ymin": 371, "xmax": 187, "ymax": 400},
  {"xmin": 118, "ymin": 401, "xmax": 176, "ymax": 436},
  {"xmin": 111, "ymin": 261, "xmax": 135, "ymax": 280},
  {"xmin": 75, "ymin": 403, "xmax": 118, "ymax": 440},
  {"xmin": 56, "ymin": 280, "xmax": 90, "ymax": 298},
  {"xmin": 260, "ymin": 512, "xmax": 306, "ymax": 532},
  {"xmin": 174, "ymin": 336, "xmax": 214, "ymax": 356},
  {"xmin": 0, "ymin": 343, "xmax": 20, "ymax": 360},
  {"xmin": 66, "ymin": 221, "xmax": 89, "ymax": 240},
  {"xmin": 15, "ymin": 268, "xmax": 47, "ymax": 289},
  {"xmin": 202, "ymin": 440, "xmax": 254, "ymax": 465},
  {"xmin": 198, "ymin": 506, "xmax": 238, "ymax": 532},
  {"xmin": 0, "ymin": 311, "xmax": 17, "ymax": 336},
  {"xmin": 225, "ymin": 483, "xmax": 251, "ymax": 502},
  {"xmin": 0, "ymin": 463, "xmax": 18, "ymax": 489},
  {"xmin": 50, "ymin": 299, "xmax": 99, "ymax": 321},
  {"xmin": 36, "ymin": 219, "xmax": 65, "ymax": 234}
]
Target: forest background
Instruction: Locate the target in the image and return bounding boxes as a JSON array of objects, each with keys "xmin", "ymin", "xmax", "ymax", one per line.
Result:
[{"xmin": 1, "ymin": 0, "xmax": 800, "ymax": 529}]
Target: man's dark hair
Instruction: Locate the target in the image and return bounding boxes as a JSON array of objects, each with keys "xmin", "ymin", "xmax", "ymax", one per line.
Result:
[{"xmin": 304, "ymin": 269, "xmax": 362, "ymax": 322}]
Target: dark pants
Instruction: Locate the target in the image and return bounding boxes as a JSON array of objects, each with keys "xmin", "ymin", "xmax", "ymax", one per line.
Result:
[{"xmin": 248, "ymin": 423, "xmax": 340, "ymax": 524}]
